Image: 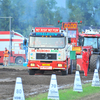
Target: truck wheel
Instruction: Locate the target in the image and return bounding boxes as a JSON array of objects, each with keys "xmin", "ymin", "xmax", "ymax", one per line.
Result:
[
  {"xmin": 15, "ymin": 57, "xmax": 24, "ymax": 64},
  {"xmin": 29, "ymin": 69, "xmax": 35, "ymax": 75},
  {"xmin": 61, "ymin": 70, "xmax": 68, "ymax": 75},
  {"xmin": 90, "ymin": 55, "xmax": 100, "ymax": 72},
  {"xmin": 68, "ymin": 60, "xmax": 73, "ymax": 74}
]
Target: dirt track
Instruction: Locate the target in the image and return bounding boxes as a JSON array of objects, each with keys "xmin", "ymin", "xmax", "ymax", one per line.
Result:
[{"xmin": 0, "ymin": 66, "xmax": 99, "ymax": 100}]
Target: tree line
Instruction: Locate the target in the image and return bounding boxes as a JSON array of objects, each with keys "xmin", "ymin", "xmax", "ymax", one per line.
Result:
[{"xmin": 0, "ymin": 0, "xmax": 100, "ymax": 37}]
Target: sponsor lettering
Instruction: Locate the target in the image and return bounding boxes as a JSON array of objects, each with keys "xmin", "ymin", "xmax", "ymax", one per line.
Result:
[
  {"xmin": 35, "ymin": 27, "xmax": 59, "ymax": 32},
  {"xmin": 63, "ymin": 23, "xmax": 77, "ymax": 29},
  {"xmin": 37, "ymin": 50, "xmax": 50, "ymax": 52}
]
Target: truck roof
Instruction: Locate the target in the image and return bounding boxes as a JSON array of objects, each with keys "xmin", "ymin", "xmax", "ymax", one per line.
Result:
[
  {"xmin": 30, "ymin": 27, "xmax": 68, "ymax": 37},
  {"xmin": 0, "ymin": 31, "xmax": 24, "ymax": 37},
  {"xmin": 79, "ymin": 33, "xmax": 100, "ymax": 37},
  {"xmin": 79, "ymin": 29, "xmax": 100, "ymax": 37}
]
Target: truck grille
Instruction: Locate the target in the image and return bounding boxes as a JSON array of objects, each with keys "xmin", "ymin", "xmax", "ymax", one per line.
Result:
[{"xmin": 36, "ymin": 53, "xmax": 57, "ymax": 60}]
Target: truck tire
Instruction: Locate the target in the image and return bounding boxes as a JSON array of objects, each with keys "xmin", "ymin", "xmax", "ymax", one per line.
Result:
[
  {"xmin": 68, "ymin": 60, "xmax": 73, "ymax": 74},
  {"xmin": 29, "ymin": 69, "xmax": 35, "ymax": 75},
  {"xmin": 15, "ymin": 57, "xmax": 25, "ymax": 64},
  {"xmin": 90, "ymin": 55, "xmax": 100, "ymax": 72},
  {"xmin": 61, "ymin": 70, "xmax": 68, "ymax": 75}
]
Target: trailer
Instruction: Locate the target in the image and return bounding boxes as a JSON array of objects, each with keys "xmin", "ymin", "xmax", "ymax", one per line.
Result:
[{"xmin": 0, "ymin": 31, "xmax": 26, "ymax": 64}]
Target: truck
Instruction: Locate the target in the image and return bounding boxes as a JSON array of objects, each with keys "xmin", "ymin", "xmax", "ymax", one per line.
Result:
[
  {"xmin": 0, "ymin": 31, "xmax": 26, "ymax": 64},
  {"xmin": 78, "ymin": 29, "xmax": 100, "ymax": 71},
  {"xmin": 61, "ymin": 22, "xmax": 99, "ymax": 72},
  {"xmin": 61, "ymin": 22, "xmax": 91, "ymax": 72},
  {"xmin": 27, "ymin": 27, "xmax": 75, "ymax": 75}
]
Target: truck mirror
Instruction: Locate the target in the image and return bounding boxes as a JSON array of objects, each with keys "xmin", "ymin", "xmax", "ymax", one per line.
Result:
[
  {"xmin": 68, "ymin": 38, "xmax": 71, "ymax": 43},
  {"xmin": 23, "ymin": 39, "xmax": 27, "ymax": 46}
]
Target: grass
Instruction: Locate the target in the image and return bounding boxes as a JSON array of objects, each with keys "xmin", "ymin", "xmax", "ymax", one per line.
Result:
[{"xmin": 26, "ymin": 83, "xmax": 100, "ymax": 100}]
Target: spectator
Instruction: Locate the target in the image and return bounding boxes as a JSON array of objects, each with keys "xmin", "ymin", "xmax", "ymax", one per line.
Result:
[
  {"xmin": 3, "ymin": 48, "xmax": 10, "ymax": 66},
  {"xmin": 82, "ymin": 49, "xmax": 89, "ymax": 77}
]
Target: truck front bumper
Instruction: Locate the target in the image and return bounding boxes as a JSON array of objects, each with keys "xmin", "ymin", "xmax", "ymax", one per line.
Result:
[{"xmin": 27, "ymin": 60, "xmax": 67, "ymax": 70}]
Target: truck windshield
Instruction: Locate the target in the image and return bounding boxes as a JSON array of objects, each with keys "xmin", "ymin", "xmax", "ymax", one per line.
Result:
[
  {"xmin": 84, "ymin": 37, "xmax": 98, "ymax": 48},
  {"xmin": 68, "ymin": 30, "xmax": 76, "ymax": 38},
  {"xmin": 29, "ymin": 37, "xmax": 65, "ymax": 48}
]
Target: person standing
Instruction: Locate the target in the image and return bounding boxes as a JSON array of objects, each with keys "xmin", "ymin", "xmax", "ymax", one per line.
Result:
[
  {"xmin": 3, "ymin": 48, "xmax": 10, "ymax": 66},
  {"xmin": 82, "ymin": 49, "xmax": 89, "ymax": 77}
]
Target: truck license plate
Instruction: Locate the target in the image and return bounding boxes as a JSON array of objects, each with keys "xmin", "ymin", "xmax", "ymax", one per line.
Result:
[
  {"xmin": 40, "ymin": 66, "xmax": 52, "ymax": 70},
  {"xmin": 42, "ymin": 64, "xmax": 50, "ymax": 66}
]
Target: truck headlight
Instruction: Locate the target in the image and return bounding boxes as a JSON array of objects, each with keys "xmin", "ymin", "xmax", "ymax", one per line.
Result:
[
  {"xmin": 30, "ymin": 63, "xmax": 35, "ymax": 66},
  {"xmin": 58, "ymin": 64, "xmax": 62, "ymax": 67}
]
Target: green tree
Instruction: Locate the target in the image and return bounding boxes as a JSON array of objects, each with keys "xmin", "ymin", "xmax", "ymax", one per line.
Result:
[
  {"xmin": 53, "ymin": 7, "xmax": 62, "ymax": 27},
  {"xmin": 87, "ymin": 0, "xmax": 100, "ymax": 25},
  {"xmin": 0, "ymin": 0, "xmax": 11, "ymax": 31},
  {"xmin": 0, "ymin": 0, "xmax": 66, "ymax": 36},
  {"xmin": 10, "ymin": 0, "xmax": 26, "ymax": 34},
  {"xmin": 33, "ymin": 0, "xmax": 58, "ymax": 27},
  {"xmin": 67, "ymin": 0, "xmax": 98, "ymax": 31},
  {"xmin": 0, "ymin": 0, "xmax": 26, "ymax": 34}
]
